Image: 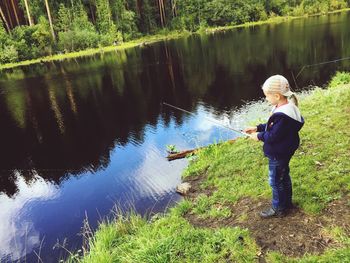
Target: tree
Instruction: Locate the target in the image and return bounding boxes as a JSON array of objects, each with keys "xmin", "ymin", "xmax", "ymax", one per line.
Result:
[
  {"xmin": 10, "ymin": 0, "xmax": 20, "ymax": 26},
  {"xmin": 44, "ymin": 0, "xmax": 56, "ymax": 41},
  {"xmin": 171, "ymin": 0, "xmax": 177, "ymax": 17},
  {"xmin": 95, "ymin": 0, "xmax": 122, "ymax": 45},
  {"xmin": 0, "ymin": 5, "xmax": 11, "ymax": 34},
  {"xmin": 23, "ymin": 0, "xmax": 33, "ymax": 26},
  {"xmin": 3, "ymin": 0, "xmax": 14, "ymax": 28},
  {"xmin": 112, "ymin": 0, "xmax": 138, "ymax": 40},
  {"xmin": 57, "ymin": 3, "xmax": 71, "ymax": 32},
  {"xmin": 32, "ymin": 16, "xmax": 54, "ymax": 55},
  {"xmin": 0, "ymin": 19, "xmax": 8, "ymax": 41},
  {"xmin": 157, "ymin": 0, "xmax": 166, "ymax": 27},
  {"xmin": 95, "ymin": 0, "xmax": 113, "ymax": 34},
  {"xmin": 0, "ymin": 20, "xmax": 18, "ymax": 63},
  {"xmin": 57, "ymin": 3, "xmax": 99, "ymax": 52},
  {"xmin": 138, "ymin": 0, "xmax": 157, "ymax": 33}
]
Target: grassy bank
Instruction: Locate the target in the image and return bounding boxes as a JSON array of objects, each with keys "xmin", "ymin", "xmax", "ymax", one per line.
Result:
[
  {"xmin": 67, "ymin": 73, "xmax": 350, "ymax": 262},
  {"xmin": 0, "ymin": 31, "xmax": 188, "ymax": 70},
  {"xmin": 202, "ymin": 7, "xmax": 350, "ymax": 33},
  {"xmin": 1, "ymin": 8, "xmax": 350, "ymax": 71}
]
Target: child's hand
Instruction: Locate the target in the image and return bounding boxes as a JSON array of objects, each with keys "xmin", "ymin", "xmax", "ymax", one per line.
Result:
[
  {"xmin": 249, "ymin": 132, "xmax": 260, "ymax": 141},
  {"xmin": 244, "ymin": 127, "xmax": 257, "ymax": 134}
]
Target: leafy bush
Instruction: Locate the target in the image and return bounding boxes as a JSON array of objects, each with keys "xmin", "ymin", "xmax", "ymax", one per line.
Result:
[
  {"xmin": 292, "ymin": 4, "xmax": 305, "ymax": 16},
  {"xmin": 204, "ymin": 0, "xmax": 240, "ymax": 26},
  {"xmin": 303, "ymin": 0, "xmax": 330, "ymax": 14},
  {"xmin": 175, "ymin": 0, "xmax": 209, "ymax": 31},
  {"xmin": 329, "ymin": 0, "xmax": 348, "ymax": 10},
  {"xmin": 248, "ymin": 3, "xmax": 269, "ymax": 21},
  {"xmin": 169, "ymin": 16, "xmax": 187, "ymax": 30},
  {"xmin": 267, "ymin": 0, "xmax": 289, "ymax": 15},
  {"xmin": 58, "ymin": 29, "xmax": 100, "ymax": 52},
  {"xmin": 57, "ymin": 2, "xmax": 102, "ymax": 52},
  {"xmin": 9, "ymin": 17, "xmax": 53, "ymax": 60},
  {"xmin": 0, "ymin": 45, "xmax": 19, "ymax": 64},
  {"xmin": 11, "ymin": 25, "xmax": 38, "ymax": 60},
  {"xmin": 98, "ymin": 25, "xmax": 123, "ymax": 47},
  {"xmin": 301, "ymin": 0, "xmax": 347, "ymax": 14}
]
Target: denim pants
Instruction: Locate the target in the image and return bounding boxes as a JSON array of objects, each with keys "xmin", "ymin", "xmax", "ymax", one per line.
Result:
[{"xmin": 268, "ymin": 156, "xmax": 292, "ymax": 210}]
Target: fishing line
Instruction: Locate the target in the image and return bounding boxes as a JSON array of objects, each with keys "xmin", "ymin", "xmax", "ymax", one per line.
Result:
[
  {"xmin": 162, "ymin": 102, "xmax": 249, "ymax": 137},
  {"xmin": 295, "ymin": 56, "xmax": 350, "ymax": 80}
]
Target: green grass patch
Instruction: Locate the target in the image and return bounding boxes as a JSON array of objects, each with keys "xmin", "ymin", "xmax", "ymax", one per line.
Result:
[
  {"xmin": 329, "ymin": 71, "xmax": 350, "ymax": 88},
  {"xmin": 67, "ymin": 212, "xmax": 258, "ymax": 263}
]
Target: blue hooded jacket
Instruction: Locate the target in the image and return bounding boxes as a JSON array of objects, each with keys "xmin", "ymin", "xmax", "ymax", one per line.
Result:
[{"xmin": 257, "ymin": 103, "xmax": 304, "ymax": 159}]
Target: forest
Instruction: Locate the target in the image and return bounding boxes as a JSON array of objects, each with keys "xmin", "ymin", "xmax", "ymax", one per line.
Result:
[{"xmin": 0, "ymin": 0, "xmax": 349, "ymax": 64}]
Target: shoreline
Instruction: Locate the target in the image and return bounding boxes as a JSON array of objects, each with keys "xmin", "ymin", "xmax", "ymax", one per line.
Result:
[
  {"xmin": 67, "ymin": 72, "xmax": 350, "ymax": 262},
  {"xmin": 1, "ymin": 8, "xmax": 349, "ymax": 71}
]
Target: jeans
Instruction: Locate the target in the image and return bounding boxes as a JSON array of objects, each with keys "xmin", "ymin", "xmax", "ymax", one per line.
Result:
[{"xmin": 268, "ymin": 156, "xmax": 292, "ymax": 211}]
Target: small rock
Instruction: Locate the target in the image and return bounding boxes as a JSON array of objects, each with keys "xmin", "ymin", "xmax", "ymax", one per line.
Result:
[
  {"xmin": 176, "ymin": 182, "xmax": 191, "ymax": 195},
  {"xmin": 149, "ymin": 213, "xmax": 162, "ymax": 222},
  {"xmin": 325, "ymin": 238, "xmax": 332, "ymax": 244},
  {"xmin": 315, "ymin": 161, "xmax": 324, "ymax": 166},
  {"xmin": 237, "ymin": 235, "xmax": 244, "ymax": 245}
]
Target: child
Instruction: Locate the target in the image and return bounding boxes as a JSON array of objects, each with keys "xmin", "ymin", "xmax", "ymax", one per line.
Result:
[{"xmin": 244, "ymin": 75, "xmax": 304, "ymax": 218}]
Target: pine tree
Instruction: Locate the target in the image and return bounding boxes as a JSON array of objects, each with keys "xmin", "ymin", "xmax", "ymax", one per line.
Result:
[
  {"xmin": 0, "ymin": 5, "xmax": 11, "ymax": 33},
  {"xmin": 22, "ymin": 0, "xmax": 34, "ymax": 25},
  {"xmin": 44, "ymin": 0, "xmax": 56, "ymax": 41}
]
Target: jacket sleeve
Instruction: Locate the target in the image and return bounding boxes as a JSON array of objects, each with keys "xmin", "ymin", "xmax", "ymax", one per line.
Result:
[
  {"xmin": 256, "ymin": 123, "xmax": 267, "ymax": 132},
  {"xmin": 257, "ymin": 115, "xmax": 288, "ymax": 143}
]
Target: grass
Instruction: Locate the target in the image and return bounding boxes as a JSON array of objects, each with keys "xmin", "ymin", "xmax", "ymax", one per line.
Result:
[
  {"xmin": 65, "ymin": 72, "xmax": 350, "ymax": 262},
  {"xmin": 1, "ymin": 8, "xmax": 350, "ymax": 71},
  {"xmin": 66, "ymin": 210, "xmax": 258, "ymax": 263}
]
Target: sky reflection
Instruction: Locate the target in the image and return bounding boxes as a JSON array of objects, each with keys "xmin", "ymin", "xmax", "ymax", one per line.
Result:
[{"xmin": 0, "ymin": 172, "xmax": 59, "ymax": 261}]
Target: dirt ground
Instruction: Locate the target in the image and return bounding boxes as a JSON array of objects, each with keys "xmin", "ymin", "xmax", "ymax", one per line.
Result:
[{"xmin": 183, "ymin": 175, "xmax": 350, "ymax": 261}]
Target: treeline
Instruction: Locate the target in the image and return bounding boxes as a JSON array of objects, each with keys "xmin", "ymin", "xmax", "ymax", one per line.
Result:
[{"xmin": 0, "ymin": 0, "xmax": 349, "ymax": 64}]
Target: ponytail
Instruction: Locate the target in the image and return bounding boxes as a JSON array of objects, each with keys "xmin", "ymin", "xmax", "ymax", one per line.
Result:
[{"xmin": 289, "ymin": 94, "xmax": 299, "ymax": 107}]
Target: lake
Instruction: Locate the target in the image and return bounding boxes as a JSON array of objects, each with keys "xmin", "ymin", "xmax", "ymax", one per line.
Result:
[{"xmin": 0, "ymin": 11, "xmax": 349, "ymax": 262}]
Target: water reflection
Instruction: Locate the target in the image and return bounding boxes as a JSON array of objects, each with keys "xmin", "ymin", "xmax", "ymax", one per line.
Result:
[
  {"xmin": 0, "ymin": 172, "xmax": 58, "ymax": 261},
  {"xmin": 0, "ymin": 11, "xmax": 349, "ymax": 262}
]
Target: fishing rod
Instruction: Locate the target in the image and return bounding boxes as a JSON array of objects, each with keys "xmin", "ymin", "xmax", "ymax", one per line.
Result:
[{"xmin": 162, "ymin": 102, "xmax": 249, "ymax": 137}]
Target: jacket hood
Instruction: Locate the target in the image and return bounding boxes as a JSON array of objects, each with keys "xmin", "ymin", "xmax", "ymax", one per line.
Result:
[{"xmin": 272, "ymin": 103, "xmax": 303, "ymax": 123}]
